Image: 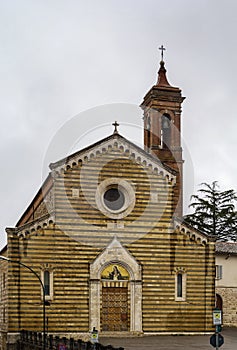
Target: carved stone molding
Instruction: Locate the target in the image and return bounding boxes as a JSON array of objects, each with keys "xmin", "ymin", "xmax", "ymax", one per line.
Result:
[
  {"xmin": 174, "ymin": 219, "xmax": 209, "ymax": 246},
  {"xmin": 14, "ymin": 214, "xmax": 55, "ymax": 239},
  {"xmin": 89, "ymin": 237, "xmax": 142, "ymax": 333},
  {"xmin": 50, "ymin": 135, "xmax": 176, "ymax": 185}
]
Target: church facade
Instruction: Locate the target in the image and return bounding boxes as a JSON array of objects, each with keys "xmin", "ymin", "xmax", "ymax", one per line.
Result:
[{"xmin": 0, "ymin": 59, "xmax": 215, "ymax": 349}]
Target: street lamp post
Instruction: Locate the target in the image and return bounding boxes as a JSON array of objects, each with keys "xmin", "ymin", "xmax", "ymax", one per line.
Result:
[{"xmin": 0, "ymin": 255, "xmax": 47, "ymax": 350}]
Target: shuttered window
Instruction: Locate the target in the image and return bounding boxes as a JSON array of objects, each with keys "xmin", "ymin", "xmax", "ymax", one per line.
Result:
[{"xmin": 216, "ymin": 265, "xmax": 223, "ymax": 280}]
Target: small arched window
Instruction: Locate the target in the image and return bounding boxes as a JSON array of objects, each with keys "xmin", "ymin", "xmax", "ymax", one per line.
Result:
[
  {"xmin": 161, "ymin": 114, "xmax": 171, "ymax": 148},
  {"xmin": 146, "ymin": 115, "xmax": 151, "ymax": 131},
  {"xmin": 44, "ymin": 270, "xmax": 50, "ymax": 296},
  {"xmin": 41, "ymin": 268, "xmax": 53, "ymax": 301},
  {"xmin": 145, "ymin": 114, "xmax": 151, "ymax": 149},
  {"xmin": 175, "ymin": 271, "xmax": 186, "ymax": 301},
  {"xmin": 177, "ymin": 273, "xmax": 183, "ymax": 298}
]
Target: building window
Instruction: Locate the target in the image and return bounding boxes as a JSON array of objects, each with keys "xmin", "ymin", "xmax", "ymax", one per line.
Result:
[
  {"xmin": 216, "ymin": 265, "xmax": 223, "ymax": 280},
  {"xmin": 177, "ymin": 273, "xmax": 183, "ymax": 298},
  {"xmin": 161, "ymin": 113, "xmax": 171, "ymax": 148},
  {"xmin": 96, "ymin": 178, "xmax": 136, "ymax": 219},
  {"xmin": 104, "ymin": 187, "xmax": 125, "ymax": 211},
  {"xmin": 41, "ymin": 268, "xmax": 53, "ymax": 300},
  {"xmin": 44, "ymin": 271, "xmax": 50, "ymax": 296},
  {"xmin": 3, "ymin": 273, "xmax": 6, "ymax": 289},
  {"xmin": 146, "ymin": 115, "xmax": 151, "ymax": 131},
  {"xmin": 175, "ymin": 271, "xmax": 186, "ymax": 301},
  {"xmin": 147, "ymin": 115, "xmax": 151, "ymax": 149}
]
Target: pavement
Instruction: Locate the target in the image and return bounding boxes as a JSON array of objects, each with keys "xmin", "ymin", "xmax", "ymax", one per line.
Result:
[{"xmin": 100, "ymin": 328, "xmax": 237, "ymax": 350}]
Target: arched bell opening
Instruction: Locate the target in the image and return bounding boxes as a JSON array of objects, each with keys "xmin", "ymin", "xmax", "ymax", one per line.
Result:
[{"xmin": 161, "ymin": 113, "xmax": 171, "ymax": 149}]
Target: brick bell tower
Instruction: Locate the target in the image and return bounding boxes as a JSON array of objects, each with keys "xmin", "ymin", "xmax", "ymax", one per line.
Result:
[{"xmin": 141, "ymin": 48, "xmax": 185, "ymax": 217}]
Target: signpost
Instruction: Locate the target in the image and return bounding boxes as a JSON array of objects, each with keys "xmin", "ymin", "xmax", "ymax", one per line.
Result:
[
  {"xmin": 213, "ymin": 308, "xmax": 222, "ymax": 326},
  {"xmin": 210, "ymin": 308, "xmax": 224, "ymax": 350},
  {"xmin": 210, "ymin": 334, "xmax": 224, "ymax": 348},
  {"xmin": 91, "ymin": 327, "xmax": 99, "ymax": 344}
]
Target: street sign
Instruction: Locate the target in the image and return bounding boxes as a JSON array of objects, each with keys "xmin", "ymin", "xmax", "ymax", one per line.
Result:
[
  {"xmin": 213, "ymin": 308, "xmax": 222, "ymax": 325},
  {"xmin": 210, "ymin": 333, "xmax": 224, "ymax": 348},
  {"xmin": 91, "ymin": 327, "xmax": 99, "ymax": 344}
]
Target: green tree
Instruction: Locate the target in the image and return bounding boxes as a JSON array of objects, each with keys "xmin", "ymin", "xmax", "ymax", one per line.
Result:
[{"xmin": 184, "ymin": 181, "xmax": 237, "ymax": 241}]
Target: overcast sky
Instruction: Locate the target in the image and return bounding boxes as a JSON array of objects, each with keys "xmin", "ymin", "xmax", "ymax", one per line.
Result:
[{"xmin": 1, "ymin": 0, "xmax": 237, "ymax": 249}]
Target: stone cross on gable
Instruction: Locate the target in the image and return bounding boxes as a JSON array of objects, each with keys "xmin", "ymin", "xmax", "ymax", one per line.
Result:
[{"xmin": 112, "ymin": 121, "xmax": 119, "ymax": 134}]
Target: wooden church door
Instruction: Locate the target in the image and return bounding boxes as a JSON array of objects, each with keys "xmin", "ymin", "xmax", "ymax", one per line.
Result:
[
  {"xmin": 101, "ymin": 264, "xmax": 129, "ymax": 331},
  {"xmin": 101, "ymin": 285, "xmax": 128, "ymax": 331}
]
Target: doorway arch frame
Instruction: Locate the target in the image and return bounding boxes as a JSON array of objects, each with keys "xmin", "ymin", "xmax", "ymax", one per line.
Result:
[{"xmin": 89, "ymin": 238, "xmax": 142, "ymax": 333}]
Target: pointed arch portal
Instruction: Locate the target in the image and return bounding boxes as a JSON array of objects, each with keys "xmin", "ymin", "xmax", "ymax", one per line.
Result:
[
  {"xmin": 89, "ymin": 238, "xmax": 142, "ymax": 333},
  {"xmin": 101, "ymin": 263, "xmax": 129, "ymax": 331}
]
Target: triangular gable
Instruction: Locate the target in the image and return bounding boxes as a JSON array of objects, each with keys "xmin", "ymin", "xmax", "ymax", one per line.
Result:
[{"xmin": 49, "ymin": 132, "xmax": 176, "ymax": 184}]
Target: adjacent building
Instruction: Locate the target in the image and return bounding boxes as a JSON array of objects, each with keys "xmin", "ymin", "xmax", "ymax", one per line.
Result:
[{"xmin": 216, "ymin": 242, "xmax": 237, "ymax": 326}]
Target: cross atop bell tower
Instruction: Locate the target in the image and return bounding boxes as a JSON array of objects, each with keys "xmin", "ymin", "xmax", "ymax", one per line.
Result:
[
  {"xmin": 159, "ymin": 44, "xmax": 166, "ymax": 61},
  {"xmin": 140, "ymin": 50, "xmax": 185, "ymax": 217}
]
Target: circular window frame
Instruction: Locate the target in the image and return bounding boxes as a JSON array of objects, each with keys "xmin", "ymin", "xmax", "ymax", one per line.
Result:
[
  {"xmin": 96, "ymin": 178, "xmax": 136, "ymax": 219},
  {"xmin": 103, "ymin": 187, "xmax": 125, "ymax": 211}
]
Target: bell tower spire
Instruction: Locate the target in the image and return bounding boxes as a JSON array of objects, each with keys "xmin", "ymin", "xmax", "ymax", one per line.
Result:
[
  {"xmin": 141, "ymin": 49, "xmax": 185, "ymax": 217},
  {"xmin": 157, "ymin": 60, "xmax": 171, "ymax": 87}
]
